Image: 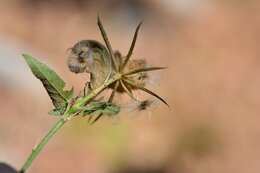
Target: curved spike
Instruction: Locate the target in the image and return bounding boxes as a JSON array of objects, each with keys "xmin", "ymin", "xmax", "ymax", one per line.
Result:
[
  {"xmin": 120, "ymin": 80, "xmax": 138, "ymax": 101},
  {"xmin": 109, "ymin": 80, "xmax": 119, "ymax": 102},
  {"xmin": 123, "ymin": 67, "xmax": 167, "ymax": 76},
  {"xmin": 97, "ymin": 15, "xmax": 118, "ymax": 71},
  {"xmin": 124, "ymin": 79, "xmax": 169, "ymax": 107},
  {"xmin": 89, "ymin": 112, "xmax": 103, "ymax": 125},
  {"xmin": 121, "ymin": 22, "xmax": 143, "ymax": 71}
]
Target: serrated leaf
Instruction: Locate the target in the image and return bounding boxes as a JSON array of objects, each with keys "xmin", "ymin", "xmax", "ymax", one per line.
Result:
[{"xmin": 23, "ymin": 54, "xmax": 73, "ymax": 114}]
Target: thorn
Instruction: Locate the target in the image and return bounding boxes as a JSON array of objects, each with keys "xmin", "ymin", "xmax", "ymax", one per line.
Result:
[{"xmin": 121, "ymin": 21, "xmax": 143, "ymax": 71}]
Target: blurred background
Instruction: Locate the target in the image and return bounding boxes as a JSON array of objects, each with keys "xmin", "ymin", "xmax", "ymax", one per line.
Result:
[{"xmin": 1, "ymin": 0, "xmax": 260, "ymax": 173}]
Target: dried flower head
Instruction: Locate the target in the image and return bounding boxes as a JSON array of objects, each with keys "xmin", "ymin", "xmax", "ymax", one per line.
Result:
[{"xmin": 67, "ymin": 16, "xmax": 168, "ymax": 123}]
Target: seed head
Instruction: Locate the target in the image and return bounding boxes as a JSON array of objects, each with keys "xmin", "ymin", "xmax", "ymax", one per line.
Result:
[{"xmin": 67, "ymin": 16, "xmax": 168, "ymax": 124}]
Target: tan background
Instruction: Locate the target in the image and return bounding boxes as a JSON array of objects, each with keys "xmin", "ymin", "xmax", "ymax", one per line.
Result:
[{"xmin": 1, "ymin": 0, "xmax": 260, "ymax": 173}]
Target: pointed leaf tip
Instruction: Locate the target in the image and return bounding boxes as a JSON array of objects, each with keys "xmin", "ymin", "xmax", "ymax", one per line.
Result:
[{"xmin": 23, "ymin": 54, "xmax": 74, "ymax": 114}]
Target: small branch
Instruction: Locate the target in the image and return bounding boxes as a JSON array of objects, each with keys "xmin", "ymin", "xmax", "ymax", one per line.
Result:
[
  {"xmin": 90, "ymin": 81, "xmax": 120, "ymax": 124},
  {"xmin": 71, "ymin": 75, "xmax": 120, "ymax": 113},
  {"xmin": 108, "ymin": 81, "xmax": 119, "ymax": 102}
]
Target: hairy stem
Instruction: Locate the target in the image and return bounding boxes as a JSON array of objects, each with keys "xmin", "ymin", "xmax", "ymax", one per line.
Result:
[{"xmin": 20, "ymin": 74, "xmax": 121, "ymax": 173}]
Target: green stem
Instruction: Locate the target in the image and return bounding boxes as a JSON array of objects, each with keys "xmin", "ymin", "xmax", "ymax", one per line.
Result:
[
  {"xmin": 20, "ymin": 117, "xmax": 67, "ymax": 173},
  {"xmin": 20, "ymin": 74, "xmax": 121, "ymax": 173},
  {"xmin": 70, "ymin": 74, "xmax": 121, "ymax": 112}
]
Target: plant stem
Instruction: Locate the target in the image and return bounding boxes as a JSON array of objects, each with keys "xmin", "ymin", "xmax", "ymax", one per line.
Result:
[
  {"xmin": 20, "ymin": 74, "xmax": 121, "ymax": 173},
  {"xmin": 20, "ymin": 117, "xmax": 68, "ymax": 173},
  {"xmin": 70, "ymin": 73, "xmax": 121, "ymax": 112}
]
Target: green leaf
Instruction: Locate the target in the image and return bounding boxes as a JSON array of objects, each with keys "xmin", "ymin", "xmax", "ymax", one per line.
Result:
[
  {"xmin": 82, "ymin": 101, "xmax": 120, "ymax": 116},
  {"xmin": 48, "ymin": 109, "xmax": 63, "ymax": 116},
  {"xmin": 23, "ymin": 54, "xmax": 73, "ymax": 114}
]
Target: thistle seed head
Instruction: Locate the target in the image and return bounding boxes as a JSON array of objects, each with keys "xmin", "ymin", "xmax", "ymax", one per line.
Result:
[
  {"xmin": 67, "ymin": 16, "xmax": 168, "ymax": 124},
  {"xmin": 123, "ymin": 59, "xmax": 149, "ymax": 88}
]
